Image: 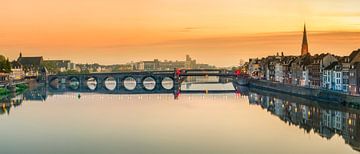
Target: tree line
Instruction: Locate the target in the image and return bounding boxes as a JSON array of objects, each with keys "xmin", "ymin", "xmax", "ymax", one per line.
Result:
[{"xmin": 0, "ymin": 55, "xmax": 11, "ymax": 73}]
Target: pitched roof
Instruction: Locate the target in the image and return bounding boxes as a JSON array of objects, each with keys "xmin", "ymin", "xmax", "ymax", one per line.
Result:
[
  {"xmin": 10, "ymin": 60, "xmax": 22, "ymax": 68},
  {"xmin": 324, "ymin": 61, "xmax": 340, "ymax": 70},
  {"xmin": 339, "ymin": 56, "xmax": 350, "ymax": 63},
  {"xmin": 18, "ymin": 57, "xmax": 43, "ymax": 67},
  {"xmin": 349, "ymin": 49, "xmax": 360, "ymax": 62}
]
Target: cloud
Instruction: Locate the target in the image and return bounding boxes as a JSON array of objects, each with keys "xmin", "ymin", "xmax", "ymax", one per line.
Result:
[
  {"xmin": 321, "ymin": 12, "xmax": 360, "ymax": 17},
  {"xmin": 173, "ymin": 27, "xmax": 203, "ymax": 33}
]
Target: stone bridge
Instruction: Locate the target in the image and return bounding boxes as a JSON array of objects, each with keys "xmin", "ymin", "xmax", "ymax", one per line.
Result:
[{"xmin": 47, "ymin": 69, "xmax": 240, "ymax": 94}]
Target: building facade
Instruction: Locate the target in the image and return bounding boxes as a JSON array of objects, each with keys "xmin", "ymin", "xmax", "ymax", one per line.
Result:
[{"xmin": 10, "ymin": 61, "xmax": 25, "ymax": 80}]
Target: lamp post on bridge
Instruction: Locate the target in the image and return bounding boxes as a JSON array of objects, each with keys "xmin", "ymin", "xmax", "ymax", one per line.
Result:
[{"xmin": 173, "ymin": 68, "xmax": 181, "ymax": 99}]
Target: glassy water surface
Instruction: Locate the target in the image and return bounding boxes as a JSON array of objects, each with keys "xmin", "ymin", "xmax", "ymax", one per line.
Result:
[{"xmin": 0, "ymin": 84, "xmax": 359, "ymax": 154}]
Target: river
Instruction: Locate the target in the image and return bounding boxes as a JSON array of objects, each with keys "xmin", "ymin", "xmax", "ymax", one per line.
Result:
[{"xmin": 0, "ymin": 82, "xmax": 359, "ymax": 154}]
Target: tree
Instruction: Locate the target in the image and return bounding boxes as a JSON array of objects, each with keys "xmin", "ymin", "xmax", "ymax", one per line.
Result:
[
  {"xmin": 5, "ymin": 58, "xmax": 11, "ymax": 73},
  {"xmin": 42, "ymin": 61, "xmax": 59, "ymax": 74},
  {"xmin": 0, "ymin": 55, "xmax": 11, "ymax": 73}
]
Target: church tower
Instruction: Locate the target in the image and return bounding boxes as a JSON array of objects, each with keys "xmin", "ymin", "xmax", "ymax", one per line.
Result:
[{"xmin": 301, "ymin": 24, "xmax": 309, "ymax": 56}]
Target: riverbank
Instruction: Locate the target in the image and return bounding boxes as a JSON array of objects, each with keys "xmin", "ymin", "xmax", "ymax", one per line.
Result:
[
  {"xmin": 248, "ymin": 79, "xmax": 360, "ymax": 107},
  {"xmin": 0, "ymin": 83, "xmax": 28, "ymax": 97}
]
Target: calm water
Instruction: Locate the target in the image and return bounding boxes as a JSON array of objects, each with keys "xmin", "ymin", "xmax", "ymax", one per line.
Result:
[{"xmin": 0, "ymin": 84, "xmax": 359, "ymax": 154}]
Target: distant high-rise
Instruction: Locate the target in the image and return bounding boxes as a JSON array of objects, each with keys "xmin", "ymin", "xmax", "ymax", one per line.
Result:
[{"xmin": 301, "ymin": 24, "xmax": 309, "ymax": 56}]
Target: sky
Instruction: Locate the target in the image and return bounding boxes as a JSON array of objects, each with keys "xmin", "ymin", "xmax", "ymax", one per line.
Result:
[{"xmin": 0, "ymin": 0, "xmax": 359, "ymax": 67}]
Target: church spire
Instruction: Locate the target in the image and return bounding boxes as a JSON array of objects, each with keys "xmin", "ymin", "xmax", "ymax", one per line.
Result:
[{"xmin": 301, "ymin": 24, "xmax": 309, "ymax": 56}]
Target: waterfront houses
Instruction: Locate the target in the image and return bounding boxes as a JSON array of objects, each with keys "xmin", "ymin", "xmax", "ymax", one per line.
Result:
[
  {"xmin": 290, "ymin": 54, "xmax": 312, "ymax": 86},
  {"xmin": 323, "ymin": 61, "xmax": 342, "ymax": 91},
  {"xmin": 349, "ymin": 62, "xmax": 360, "ymax": 95},
  {"xmin": 247, "ymin": 50, "xmax": 360, "ymax": 95},
  {"xmin": 308, "ymin": 54, "xmax": 338, "ymax": 88},
  {"xmin": 274, "ymin": 55, "xmax": 296, "ymax": 83},
  {"xmin": 248, "ymin": 58, "xmax": 261, "ymax": 79},
  {"xmin": 264, "ymin": 56, "xmax": 278, "ymax": 81},
  {"xmin": 349, "ymin": 49, "xmax": 360, "ymax": 95},
  {"xmin": 341, "ymin": 57, "xmax": 351, "ymax": 92},
  {"xmin": 245, "ymin": 24, "xmax": 360, "ymax": 95},
  {"xmin": 10, "ymin": 61, "xmax": 25, "ymax": 80}
]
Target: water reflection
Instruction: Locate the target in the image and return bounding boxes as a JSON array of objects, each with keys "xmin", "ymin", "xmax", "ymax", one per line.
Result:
[
  {"xmin": 1, "ymin": 85, "xmax": 359, "ymax": 153},
  {"xmin": 123, "ymin": 77, "xmax": 137, "ymax": 90},
  {"xmin": 247, "ymin": 90, "xmax": 360, "ymax": 152},
  {"xmin": 161, "ymin": 77, "xmax": 174, "ymax": 90},
  {"xmin": 86, "ymin": 77, "xmax": 97, "ymax": 90},
  {"xmin": 0, "ymin": 95, "xmax": 23, "ymax": 115},
  {"xmin": 143, "ymin": 77, "xmax": 156, "ymax": 90},
  {"xmin": 104, "ymin": 77, "xmax": 116, "ymax": 91},
  {"xmin": 69, "ymin": 77, "xmax": 80, "ymax": 90}
]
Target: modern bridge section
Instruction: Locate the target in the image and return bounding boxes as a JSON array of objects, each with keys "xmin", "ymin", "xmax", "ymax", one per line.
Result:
[{"xmin": 177, "ymin": 69, "xmax": 237, "ymax": 77}]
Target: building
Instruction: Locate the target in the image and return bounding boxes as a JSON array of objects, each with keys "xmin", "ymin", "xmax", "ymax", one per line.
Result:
[
  {"xmin": 348, "ymin": 49, "xmax": 360, "ymax": 95},
  {"xmin": 17, "ymin": 53, "xmax": 43, "ymax": 77},
  {"xmin": 274, "ymin": 55, "xmax": 296, "ymax": 83},
  {"xmin": 349, "ymin": 62, "xmax": 360, "ymax": 95},
  {"xmin": 340, "ymin": 57, "xmax": 351, "ymax": 93},
  {"xmin": 265, "ymin": 56, "xmax": 280, "ymax": 81},
  {"xmin": 323, "ymin": 62, "xmax": 339, "ymax": 90},
  {"xmin": 185, "ymin": 55, "xmax": 196, "ymax": 69},
  {"xmin": 134, "ymin": 55, "xmax": 214, "ymax": 71},
  {"xmin": 308, "ymin": 54, "xmax": 338, "ymax": 88},
  {"xmin": 290, "ymin": 54, "xmax": 312, "ymax": 86},
  {"xmin": 301, "ymin": 24, "xmax": 309, "ymax": 56},
  {"xmin": 136, "ymin": 60, "xmax": 159, "ymax": 71},
  {"xmin": 159, "ymin": 60, "xmax": 186, "ymax": 70},
  {"xmin": 111, "ymin": 64, "xmax": 134, "ymax": 72},
  {"xmin": 10, "ymin": 61, "xmax": 25, "ymax": 80},
  {"xmin": 349, "ymin": 49, "xmax": 360, "ymax": 63},
  {"xmin": 248, "ymin": 58, "xmax": 261, "ymax": 79},
  {"xmin": 274, "ymin": 62, "xmax": 284, "ymax": 82},
  {"xmin": 0, "ymin": 72, "xmax": 9, "ymax": 82},
  {"xmin": 43, "ymin": 60, "xmax": 72, "ymax": 72},
  {"xmin": 323, "ymin": 61, "xmax": 351, "ymax": 92}
]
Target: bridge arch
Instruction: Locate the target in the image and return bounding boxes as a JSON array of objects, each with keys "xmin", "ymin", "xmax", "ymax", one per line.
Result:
[
  {"xmin": 67, "ymin": 76, "xmax": 80, "ymax": 90},
  {"xmin": 85, "ymin": 76, "xmax": 98, "ymax": 91},
  {"xmin": 142, "ymin": 76, "xmax": 156, "ymax": 91},
  {"xmin": 123, "ymin": 76, "xmax": 137, "ymax": 91},
  {"xmin": 103, "ymin": 76, "xmax": 117, "ymax": 91},
  {"xmin": 49, "ymin": 77, "xmax": 60, "ymax": 85},
  {"xmin": 161, "ymin": 77, "xmax": 174, "ymax": 90}
]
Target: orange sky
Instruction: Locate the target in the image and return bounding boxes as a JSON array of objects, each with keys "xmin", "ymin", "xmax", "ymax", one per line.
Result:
[{"xmin": 0, "ymin": 0, "xmax": 359, "ymax": 66}]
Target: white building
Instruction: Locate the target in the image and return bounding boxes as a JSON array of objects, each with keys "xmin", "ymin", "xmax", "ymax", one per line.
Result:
[
  {"xmin": 275, "ymin": 63, "xmax": 284, "ymax": 83},
  {"xmin": 323, "ymin": 61, "xmax": 346, "ymax": 92},
  {"xmin": 10, "ymin": 61, "xmax": 25, "ymax": 80},
  {"xmin": 300, "ymin": 69, "xmax": 310, "ymax": 86}
]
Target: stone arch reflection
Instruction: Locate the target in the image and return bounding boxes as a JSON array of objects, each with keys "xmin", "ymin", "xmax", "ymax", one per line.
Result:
[
  {"xmin": 86, "ymin": 77, "xmax": 97, "ymax": 91},
  {"xmin": 143, "ymin": 76, "xmax": 156, "ymax": 90},
  {"xmin": 123, "ymin": 77, "xmax": 136, "ymax": 90},
  {"xmin": 104, "ymin": 77, "xmax": 117, "ymax": 91},
  {"xmin": 68, "ymin": 77, "xmax": 80, "ymax": 90},
  {"xmin": 161, "ymin": 77, "xmax": 174, "ymax": 90}
]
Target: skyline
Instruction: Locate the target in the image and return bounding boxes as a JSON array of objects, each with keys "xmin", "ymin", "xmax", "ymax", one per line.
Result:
[{"xmin": 1, "ymin": 0, "xmax": 360, "ymax": 66}]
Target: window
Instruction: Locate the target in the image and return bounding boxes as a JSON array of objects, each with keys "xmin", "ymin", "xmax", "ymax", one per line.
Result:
[{"xmin": 336, "ymin": 72, "xmax": 341, "ymax": 78}]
